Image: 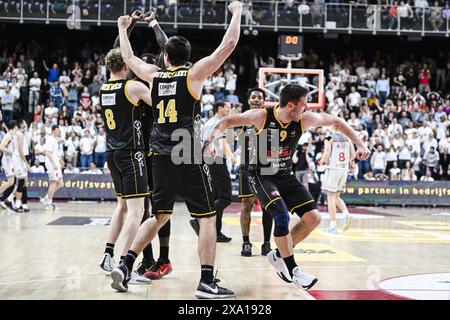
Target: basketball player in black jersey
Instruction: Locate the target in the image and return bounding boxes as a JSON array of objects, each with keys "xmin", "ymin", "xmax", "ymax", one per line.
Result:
[
  {"xmin": 204, "ymin": 84, "xmax": 371, "ymax": 292},
  {"xmin": 238, "ymin": 88, "xmax": 273, "ymax": 257},
  {"xmin": 98, "ymin": 48, "xmax": 155, "ymax": 287},
  {"xmin": 112, "ymin": 1, "xmax": 242, "ymax": 298},
  {"xmin": 100, "ymin": 10, "xmax": 173, "ymax": 281}
]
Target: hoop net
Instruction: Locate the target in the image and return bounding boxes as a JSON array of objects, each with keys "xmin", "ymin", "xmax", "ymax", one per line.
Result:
[{"xmin": 258, "ymin": 68, "xmax": 325, "ymax": 110}]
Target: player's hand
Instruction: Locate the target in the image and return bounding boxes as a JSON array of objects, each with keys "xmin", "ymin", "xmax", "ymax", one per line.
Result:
[
  {"xmin": 356, "ymin": 145, "xmax": 371, "ymax": 161},
  {"xmin": 203, "ymin": 141, "xmax": 216, "ymax": 158},
  {"xmin": 230, "ymin": 155, "xmax": 237, "ymax": 165},
  {"xmin": 228, "ymin": 1, "xmax": 242, "ymax": 15},
  {"xmin": 130, "ymin": 10, "xmax": 143, "ymax": 22},
  {"xmin": 118, "ymin": 15, "xmax": 132, "ymax": 30},
  {"xmin": 143, "ymin": 11, "xmax": 156, "ymax": 23}
]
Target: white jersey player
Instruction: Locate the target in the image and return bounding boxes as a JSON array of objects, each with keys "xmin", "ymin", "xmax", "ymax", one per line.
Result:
[
  {"xmin": 320, "ymin": 127, "xmax": 356, "ymax": 234},
  {"xmin": 0, "ymin": 121, "xmax": 18, "ymax": 209}
]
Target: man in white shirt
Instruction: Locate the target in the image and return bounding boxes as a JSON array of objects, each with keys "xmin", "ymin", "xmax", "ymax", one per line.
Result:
[
  {"xmin": 346, "ymin": 86, "xmax": 361, "ymax": 113},
  {"xmin": 423, "ymin": 146, "xmax": 440, "ymax": 179},
  {"xmin": 94, "ymin": 127, "xmax": 107, "ymax": 168},
  {"xmin": 201, "ymin": 87, "xmax": 215, "ymax": 118},
  {"xmin": 79, "ymin": 130, "xmax": 94, "ymax": 170},
  {"xmin": 82, "ymin": 162, "xmax": 103, "ymax": 175},
  {"xmin": 422, "ymin": 133, "xmax": 438, "ymax": 154},
  {"xmin": 41, "ymin": 125, "xmax": 64, "ymax": 210},
  {"xmin": 370, "ymin": 145, "xmax": 387, "ymax": 175},
  {"xmin": 28, "ymin": 72, "xmax": 41, "ymax": 114},
  {"xmin": 388, "ymin": 118, "xmax": 403, "ymax": 136},
  {"xmin": 30, "ymin": 159, "xmax": 46, "ymax": 173},
  {"xmin": 44, "ymin": 101, "xmax": 59, "ymax": 122},
  {"xmin": 375, "ymin": 74, "xmax": 390, "ymax": 105}
]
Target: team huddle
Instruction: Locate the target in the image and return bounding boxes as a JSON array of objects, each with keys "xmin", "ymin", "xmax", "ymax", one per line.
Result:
[{"xmin": 95, "ymin": 1, "xmax": 370, "ymax": 299}]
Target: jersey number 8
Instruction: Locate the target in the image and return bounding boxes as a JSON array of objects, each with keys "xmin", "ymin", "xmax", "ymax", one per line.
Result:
[
  {"xmin": 105, "ymin": 109, "xmax": 116, "ymax": 130},
  {"xmin": 157, "ymin": 99, "xmax": 178, "ymax": 124}
]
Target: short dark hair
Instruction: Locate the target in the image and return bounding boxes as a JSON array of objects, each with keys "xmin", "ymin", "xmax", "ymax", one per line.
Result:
[
  {"xmin": 213, "ymin": 101, "xmax": 228, "ymax": 114},
  {"xmin": 51, "ymin": 125, "xmax": 59, "ymax": 132},
  {"xmin": 6, "ymin": 120, "xmax": 17, "ymax": 130},
  {"xmin": 164, "ymin": 36, "xmax": 191, "ymax": 66},
  {"xmin": 279, "ymin": 84, "xmax": 308, "ymax": 108},
  {"xmin": 247, "ymin": 87, "xmax": 266, "ymax": 100}
]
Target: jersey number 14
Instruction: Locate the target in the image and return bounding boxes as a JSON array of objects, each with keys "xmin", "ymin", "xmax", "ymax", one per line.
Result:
[{"xmin": 157, "ymin": 99, "xmax": 178, "ymax": 124}]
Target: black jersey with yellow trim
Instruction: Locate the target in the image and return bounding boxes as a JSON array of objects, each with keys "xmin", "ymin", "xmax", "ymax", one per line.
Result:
[
  {"xmin": 99, "ymin": 78, "xmax": 146, "ymax": 151},
  {"xmin": 132, "ymin": 77, "xmax": 154, "ymax": 153},
  {"xmin": 249, "ymin": 106, "xmax": 303, "ymax": 176},
  {"xmin": 150, "ymin": 66, "xmax": 201, "ymax": 156}
]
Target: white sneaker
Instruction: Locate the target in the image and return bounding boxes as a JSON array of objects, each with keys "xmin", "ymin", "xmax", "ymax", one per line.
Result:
[
  {"xmin": 292, "ymin": 266, "xmax": 318, "ymax": 291},
  {"xmin": 267, "ymin": 249, "xmax": 292, "ymax": 283},
  {"xmin": 99, "ymin": 253, "xmax": 116, "ymax": 272},
  {"xmin": 128, "ymin": 270, "xmax": 151, "ymax": 285},
  {"xmin": 327, "ymin": 227, "xmax": 338, "ymax": 234},
  {"xmin": 342, "ymin": 214, "xmax": 353, "ymax": 231},
  {"xmin": 45, "ymin": 203, "xmax": 56, "ymax": 210},
  {"xmin": 40, "ymin": 197, "xmax": 49, "ymax": 206},
  {"xmin": 0, "ymin": 201, "xmax": 7, "ymax": 209}
]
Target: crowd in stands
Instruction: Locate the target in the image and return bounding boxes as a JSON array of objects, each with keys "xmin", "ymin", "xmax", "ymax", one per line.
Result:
[{"xmin": 0, "ymin": 32, "xmax": 449, "ymax": 183}]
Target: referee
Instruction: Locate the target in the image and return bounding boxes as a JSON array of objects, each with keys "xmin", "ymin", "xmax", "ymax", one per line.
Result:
[{"xmin": 190, "ymin": 101, "xmax": 235, "ymax": 242}]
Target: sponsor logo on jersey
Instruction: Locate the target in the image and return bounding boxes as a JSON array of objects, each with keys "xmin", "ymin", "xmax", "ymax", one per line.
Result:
[
  {"xmin": 101, "ymin": 93, "xmax": 116, "ymax": 106},
  {"xmin": 158, "ymin": 82, "xmax": 177, "ymax": 96}
]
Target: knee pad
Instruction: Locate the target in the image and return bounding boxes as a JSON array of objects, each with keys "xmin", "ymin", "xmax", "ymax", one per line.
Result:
[
  {"xmin": 266, "ymin": 199, "xmax": 290, "ymax": 237},
  {"xmin": 16, "ymin": 179, "xmax": 26, "ymax": 193}
]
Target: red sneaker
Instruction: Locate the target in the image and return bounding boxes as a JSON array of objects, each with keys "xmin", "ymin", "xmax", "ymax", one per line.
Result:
[{"xmin": 144, "ymin": 259, "xmax": 173, "ymax": 280}]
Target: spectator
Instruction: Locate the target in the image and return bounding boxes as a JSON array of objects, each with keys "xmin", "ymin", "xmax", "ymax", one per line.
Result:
[
  {"xmin": 29, "ymin": 159, "xmax": 45, "ymax": 173},
  {"xmin": 79, "ymin": 130, "xmax": 94, "ymax": 169},
  {"xmin": 418, "ymin": 65, "xmax": 431, "ymax": 94},
  {"xmin": 43, "ymin": 61, "xmax": 60, "ymax": 83},
  {"xmin": 34, "ymin": 136, "xmax": 47, "ymax": 167},
  {"xmin": 310, "ymin": 0, "xmax": 323, "ymax": 27},
  {"xmin": 64, "ymin": 163, "xmax": 80, "ymax": 174},
  {"xmin": 430, "ymin": 1, "xmax": 444, "ymax": 31},
  {"xmin": 397, "ymin": 1, "xmax": 413, "ymax": 30},
  {"xmin": 28, "ymin": 72, "xmax": 42, "ymax": 114},
  {"xmin": 50, "ymin": 81, "xmax": 63, "ymax": 108},
  {"xmin": 423, "ymin": 146, "xmax": 440, "ymax": 179},
  {"xmin": 225, "ymin": 90, "xmax": 240, "ymax": 105},
  {"xmin": 439, "ymin": 147, "xmax": 449, "ymax": 180},
  {"xmin": 389, "ymin": 161, "xmax": 402, "ymax": 180},
  {"xmin": 82, "ymin": 162, "xmax": 102, "ymax": 175},
  {"xmin": 370, "ymin": 144, "xmax": 387, "ymax": 175},
  {"xmin": 401, "ymin": 160, "xmax": 417, "ymax": 181},
  {"xmin": 201, "ymin": 87, "xmax": 215, "ymax": 117},
  {"xmin": 376, "ymin": 74, "xmax": 390, "ymax": 105},
  {"xmin": 94, "ymin": 127, "xmax": 107, "ymax": 168},
  {"xmin": 346, "ymin": 86, "xmax": 361, "ymax": 114},
  {"xmin": 1, "ymin": 86, "xmax": 14, "ymax": 123},
  {"xmin": 420, "ymin": 168, "xmax": 435, "ymax": 181},
  {"xmin": 388, "ymin": 1, "xmax": 399, "ymax": 30}
]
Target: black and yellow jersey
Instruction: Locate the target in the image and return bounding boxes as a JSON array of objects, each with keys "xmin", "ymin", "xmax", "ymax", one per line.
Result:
[
  {"xmin": 249, "ymin": 107, "xmax": 303, "ymax": 176},
  {"xmin": 150, "ymin": 66, "xmax": 201, "ymax": 156},
  {"xmin": 132, "ymin": 78, "xmax": 153, "ymax": 154},
  {"xmin": 99, "ymin": 78, "xmax": 145, "ymax": 151}
]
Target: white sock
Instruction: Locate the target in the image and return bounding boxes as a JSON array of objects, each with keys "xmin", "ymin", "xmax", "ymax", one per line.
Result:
[
  {"xmin": 330, "ymin": 221, "xmax": 337, "ymax": 229},
  {"xmin": 15, "ymin": 199, "xmax": 22, "ymax": 208},
  {"xmin": 7, "ymin": 194, "xmax": 14, "ymax": 202},
  {"xmin": 22, "ymin": 204, "xmax": 29, "ymax": 209},
  {"xmin": 343, "ymin": 210, "xmax": 349, "ymax": 215}
]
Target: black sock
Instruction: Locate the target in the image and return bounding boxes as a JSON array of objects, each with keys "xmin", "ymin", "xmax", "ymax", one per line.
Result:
[
  {"xmin": 243, "ymin": 235, "xmax": 250, "ymax": 243},
  {"xmin": 142, "ymin": 242, "xmax": 155, "ymax": 266},
  {"xmin": 262, "ymin": 209, "xmax": 273, "ymax": 242},
  {"xmin": 275, "ymin": 248, "xmax": 281, "ymax": 258},
  {"xmin": 201, "ymin": 265, "xmax": 214, "ymax": 283},
  {"xmin": 120, "ymin": 255, "xmax": 126, "ymax": 264},
  {"xmin": 159, "ymin": 246, "xmax": 169, "ymax": 261},
  {"xmin": 283, "ymin": 255, "xmax": 297, "ymax": 277},
  {"xmin": 123, "ymin": 250, "xmax": 138, "ymax": 272},
  {"xmin": 105, "ymin": 243, "xmax": 115, "ymax": 257}
]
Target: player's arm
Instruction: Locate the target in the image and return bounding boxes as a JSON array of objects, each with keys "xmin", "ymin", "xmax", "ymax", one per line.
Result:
[
  {"xmin": 0, "ymin": 134, "xmax": 12, "ymax": 155},
  {"xmin": 188, "ymin": 1, "xmax": 242, "ymax": 97},
  {"xmin": 302, "ymin": 111, "xmax": 371, "ymax": 160},
  {"xmin": 349, "ymin": 142, "xmax": 356, "ymax": 161},
  {"xmin": 204, "ymin": 108, "xmax": 266, "ymax": 157},
  {"xmin": 113, "ymin": 10, "xmax": 142, "ymax": 49},
  {"xmin": 144, "ymin": 11, "xmax": 168, "ymax": 52},
  {"xmin": 219, "ymin": 138, "xmax": 237, "ymax": 165},
  {"xmin": 319, "ymin": 138, "xmax": 332, "ymax": 166},
  {"xmin": 117, "ymin": 16, "xmax": 159, "ymax": 84},
  {"xmin": 126, "ymin": 80, "xmax": 152, "ymax": 107},
  {"xmin": 16, "ymin": 131, "xmax": 28, "ymax": 165}
]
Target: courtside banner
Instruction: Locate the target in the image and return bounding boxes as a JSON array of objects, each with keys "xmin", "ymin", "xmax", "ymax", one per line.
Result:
[
  {"xmin": 341, "ymin": 180, "xmax": 450, "ymax": 206},
  {"xmin": 0, "ymin": 173, "xmax": 117, "ymax": 200}
]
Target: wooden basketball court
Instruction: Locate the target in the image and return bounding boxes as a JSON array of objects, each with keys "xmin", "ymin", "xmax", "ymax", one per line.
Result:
[{"xmin": 0, "ymin": 201, "xmax": 449, "ymax": 300}]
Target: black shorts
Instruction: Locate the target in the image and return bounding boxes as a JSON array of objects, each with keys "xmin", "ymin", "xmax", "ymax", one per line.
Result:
[
  {"xmin": 248, "ymin": 173, "xmax": 316, "ymax": 218},
  {"xmin": 107, "ymin": 149, "xmax": 150, "ymax": 199},
  {"xmin": 146, "ymin": 153, "xmax": 153, "ymax": 194},
  {"xmin": 239, "ymin": 166, "xmax": 255, "ymax": 198},
  {"xmin": 152, "ymin": 155, "xmax": 216, "ymax": 218}
]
